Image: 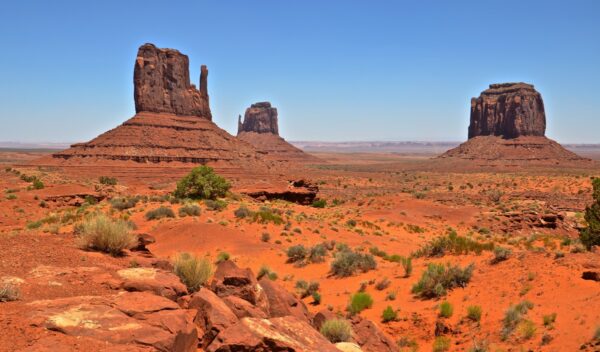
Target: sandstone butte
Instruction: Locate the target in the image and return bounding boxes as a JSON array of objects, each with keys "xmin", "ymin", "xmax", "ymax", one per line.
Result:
[
  {"xmin": 439, "ymin": 82, "xmax": 589, "ymax": 165},
  {"xmin": 237, "ymin": 102, "xmax": 320, "ymax": 163},
  {"xmin": 31, "ymin": 43, "xmax": 318, "ymax": 202}
]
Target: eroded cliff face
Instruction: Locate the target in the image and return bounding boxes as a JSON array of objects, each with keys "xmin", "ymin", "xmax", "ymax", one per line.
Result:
[
  {"xmin": 468, "ymin": 83, "xmax": 545, "ymax": 139},
  {"xmin": 237, "ymin": 102, "xmax": 278, "ymax": 135},
  {"xmin": 134, "ymin": 43, "xmax": 211, "ymax": 119}
]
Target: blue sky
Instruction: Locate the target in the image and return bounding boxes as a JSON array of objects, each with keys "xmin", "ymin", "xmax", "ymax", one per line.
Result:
[{"xmin": 0, "ymin": 0, "xmax": 599, "ymax": 143}]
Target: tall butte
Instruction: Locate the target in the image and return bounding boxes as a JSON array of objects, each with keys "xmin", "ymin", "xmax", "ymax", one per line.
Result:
[
  {"xmin": 439, "ymin": 82, "xmax": 588, "ymax": 166},
  {"xmin": 38, "ymin": 43, "xmax": 266, "ymax": 179},
  {"xmin": 237, "ymin": 102, "xmax": 318, "ymax": 163}
]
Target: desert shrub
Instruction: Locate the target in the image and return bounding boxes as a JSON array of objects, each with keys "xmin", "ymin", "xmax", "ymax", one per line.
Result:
[
  {"xmin": 77, "ymin": 213, "xmax": 136, "ymax": 256},
  {"xmin": 234, "ymin": 206, "xmax": 252, "ymax": 219},
  {"xmin": 381, "ymin": 306, "xmax": 398, "ymax": 322},
  {"xmin": 580, "ymin": 178, "xmax": 600, "ymax": 249},
  {"xmin": 400, "ymin": 256, "xmax": 413, "ymax": 277},
  {"xmin": 179, "ymin": 203, "xmax": 201, "ymax": 217},
  {"xmin": 414, "ymin": 230, "xmax": 493, "ymax": 257},
  {"xmin": 594, "ymin": 326, "xmax": 600, "ymax": 340},
  {"xmin": 543, "ymin": 313, "xmax": 557, "ymax": 327},
  {"xmin": 311, "ymin": 199, "xmax": 327, "ymax": 208},
  {"xmin": 296, "ymin": 280, "xmax": 319, "ymax": 298},
  {"xmin": 257, "ymin": 265, "xmax": 278, "ymax": 281},
  {"xmin": 261, "ymin": 232, "xmax": 271, "ymax": 242},
  {"xmin": 492, "ymin": 246, "xmax": 511, "ymax": 263},
  {"xmin": 20, "ymin": 174, "xmax": 36, "ymax": 182},
  {"xmin": 517, "ymin": 320, "xmax": 536, "ymax": 339},
  {"xmin": 346, "ymin": 219, "xmax": 357, "ymax": 227},
  {"xmin": 173, "ymin": 165, "xmax": 231, "ymax": 200},
  {"xmin": 31, "ymin": 178, "xmax": 44, "ymax": 190},
  {"xmin": 173, "ymin": 252, "xmax": 213, "ymax": 292},
  {"xmin": 397, "ymin": 337, "xmax": 419, "ymax": 350},
  {"xmin": 98, "ymin": 176, "xmax": 117, "ymax": 185},
  {"xmin": 432, "ymin": 336, "xmax": 451, "ymax": 352},
  {"xmin": 411, "ymin": 263, "xmax": 474, "ymax": 298},
  {"xmin": 502, "ymin": 300, "xmax": 534, "ymax": 339},
  {"xmin": 145, "ymin": 206, "xmax": 175, "ymax": 220},
  {"xmin": 216, "ymin": 251, "xmax": 230, "ymax": 263},
  {"xmin": 26, "ymin": 220, "xmax": 42, "ymax": 229},
  {"xmin": 320, "ymin": 319, "xmax": 352, "ymax": 343},
  {"xmin": 0, "ymin": 283, "xmax": 20, "ymax": 302},
  {"xmin": 467, "ymin": 305, "xmax": 482, "ymax": 322},
  {"xmin": 370, "ymin": 246, "xmax": 387, "ymax": 257},
  {"xmin": 286, "ymin": 245, "xmax": 308, "ymax": 263},
  {"xmin": 204, "ymin": 199, "xmax": 227, "ymax": 211},
  {"xmin": 439, "ymin": 301, "xmax": 453, "ymax": 318},
  {"xmin": 348, "ymin": 292, "xmax": 373, "ymax": 315},
  {"xmin": 110, "ymin": 196, "xmax": 139, "ymax": 211},
  {"xmin": 308, "ymin": 243, "xmax": 328, "ymax": 263},
  {"xmin": 331, "ymin": 249, "xmax": 377, "ymax": 277},
  {"xmin": 375, "ymin": 277, "xmax": 391, "ymax": 291},
  {"xmin": 252, "ymin": 207, "xmax": 284, "ymax": 225},
  {"xmin": 311, "ymin": 291, "xmax": 321, "ymax": 305}
]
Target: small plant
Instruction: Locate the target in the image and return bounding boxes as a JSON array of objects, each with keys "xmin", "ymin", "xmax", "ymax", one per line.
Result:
[
  {"xmin": 98, "ymin": 176, "xmax": 118, "ymax": 185},
  {"xmin": 77, "ymin": 213, "xmax": 136, "ymax": 256},
  {"xmin": 580, "ymin": 177, "xmax": 600, "ymax": 249},
  {"xmin": 311, "ymin": 291, "xmax": 321, "ymax": 305},
  {"xmin": 287, "ymin": 245, "xmax": 308, "ymax": 263},
  {"xmin": 296, "ymin": 280, "xmax": 319, "ymax": 298},
  {"xmin": 31, "ymin": 178, "xmax": 44, "ymax": 190},
  {"xmin": 517, "ymin": 320, "xmax": 536, "ymax": 339},
  {"xmin": 257, "ymin": 265, "xmax": 278, "ymax": 281},
  {"xmin": 348, "ymin": 292, "xmax": 373, "ymax": 315},
  {"xmin": 6, "ymin": 194, "xmax": 17, "ymax": 200},
  {"xmin": 145, "ymin": 206, "xmax": 175, "ymax": 220},
  {"xmin": 216, "ymin": 251, "xmax": 230, "ymax": 263},
  {"xmin": 502, "ymin": 300, "xmax": 534, "ymax": 340},
  {"xmin": 179, "ymin": 203, "xmax": 201, "ymax": 217},
  {"xmin": 439, "ymin": 301, "xmax": 453, "ymax": 318},
  {"xmin": 307, "ymin": 243, "xmax": 328, "ymax": 263},
  {"xmin": 234, "ymin": 206, "xmax": 252, "ymax": 219},
  {"xmin": 594, "ymin": 326, "xmax": 600, "ymax": 340},
  {"xmin": 204, "ymin": 199, "xmax": 228, "ymax": 211},
  {"xmin": 492, "ymin": 246, "xmax": 511, "ymax": 263},
  {"xmin": 543, "ymin": 313, "xmax": 557, "ymax": 328},
  {"xmin": 411, "ymin": 262, "xmax": 474, "ymax": 298},
  {"xmin": 331, "ymin": 249, "xmax": 377, "ymax": 277},
  {"xmin": 110, "ymin": 196, "xmax": 139, "ymax": 211},
  {"xmin": 381, "ymin": 305, "xmax": 398, "ymax": 322},
  {"xmin": 413, "ymin": 229, "xmax": 493, "ymax": 257},
  {"xmin": 400, "ymin": 256, "xmax": 413, "ymax": 277},
  {"xmin": 320, "ymin": 319, "xmax": 352, "ymax": 343},
  {"xmin": 375, "ymin": 277, "xmax": 391, "ymax": 291},
  {"xmin": 311, "ymin": 199, "xmax": 327, "ymax": 208},
  {"xmin": 467, "ymin": 305, "xmax": 482, "ymax": 322},
  {"xmin": 432, "ymin": 336, "xmax": 451, "ymax": 352},
  {"xmin": 0, "ymin": 283, "xmax": 20, "ymax": 302},
  {"xmin": 173, "ymin": 165, "xmax": 231, "ymax": 200},
  {"xmin": 173, "ymin": 252, "xmax": 213, "ymax": 292},
  {"xmin": 397, "ymin": 336, "xmax": 419, "ymax": 351},
  {"xmin": 261, "ymin": 232, "xmax": 271, "ymax": 242}
]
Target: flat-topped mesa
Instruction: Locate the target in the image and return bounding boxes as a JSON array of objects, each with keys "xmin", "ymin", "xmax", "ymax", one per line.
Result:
[
  {"xmin": 134, "ymin": 43, "xmax": 212, "ymax": 119},
  {"xmin": 468, "ymin": 82, "xmax": 545, "ymax": 139},
  {"xmin": 237, "ymin": 102, "xmax": 279, "ymax": 135}
]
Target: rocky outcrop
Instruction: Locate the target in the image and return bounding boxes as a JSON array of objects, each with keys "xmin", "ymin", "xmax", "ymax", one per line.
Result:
[
  {"xmin": 134, "ymin": 43, "xmax": 211, "ymax": 119},
  {"xmin": 210, "ymin": 260, "xmax": 269, "ymax": 313},
  {"xmin": 116, "ymin": 267, "xmax": 187, "ymax": 301},
  {"xmin": 259, "ymin": 276, "xmax": 311, "ymax": 324},
  {"xmin": 468, "ymin": 83, "xmax": 545, "ymax": 139},
  {"xmin": 238, "ymin": 102, "xmax": 279, "ymax": 135}
]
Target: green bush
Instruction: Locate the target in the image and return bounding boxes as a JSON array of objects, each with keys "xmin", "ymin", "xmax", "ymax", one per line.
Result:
[
  {"xmin": 216, "ymin": 251, "xmax": 230, "ymax": 263},
  {"xmin": 543, "ymin": 313, "xmax": 557, "ymax": 327},
  {"xmin": 502, "ymin": 300, "xmax": 534, "ymax": 340},
  {"xmin": 331, "ymin": 250, "xmax": 377, "ymax": 277},
  {"xmin": 77, "ymin": 213, "xmax": 136, "ymax": 256},
  {"xmin": 400, "ymin": 256, "xmax": 413, "ymax": 277},
  {"xmin": 179, "ymin": 203, "xmax": 201, "ymax": 217},
  {"xmin": 492, "ymin": 246, "xmax": 511, "ymax": 263},
  {"xmin": 414, "ymin": 229, "xmax": 493, "ymax": 257},
  {"xmin": 110, "ymin": 196, "xmax": 139, "ymax": 211},
  {"xmin": 433, "ymin": 336, "xmax": 451, "ymax": 352},
  {"xmin": 311, "ymin": 199, "xmax": 327, "ymax": 208},
  {"xmin": 32, "ymin": 178, "xmax": 44, "ymax": 190},
  {"xmin": 381, "ymin": 306, "xmax": 398, "ymax": 322},
  {"xmin": 145, "ymin": 206, "xmax": 175, "ymax": 220},
  {"xmin": 173, "ymin": 252, "xmax": 213, "ymax": 292},
  {"xmin": 320, "ymin": 319, "xmax": 352, "ymax": 343},
  {"xmin": 348, "ymin": 292, "xmax": 373, "ymax": 315},
  {"xmin": 252, "ymin": 207, "xmax": 284, "ymax": 224},
  {"xmin": 174, "ymin": 165, "xmax": 231, "ymax": 200},
  {"xmin": 296, "ymin": 280, "xmax": 319, "ymax": 298},
  {"xmin": 6, "ymin": 194, "xmax": 17, "ymax": 200},
  {"xmin": 580, "ymin": 178, "xmax": 600, "ymax": 249},
  {"xmin": 257, "ymin": 265, "xmax": 278, "ymax": 281},
  {"xmin": 287, "ymin": 245, "xmax": 308, "ymax": 263},
  {"xmin": 308, "ymin": 244, "xmax": 328, "ymax": 263},
  {"xmin": 98, "ymin": 176, "xmax": 117, "ymax": 185},
  {"xmin": 234, "ymin": 206, "xmax": 252, "ymax": 219},
  {"xmin": 439, "ymin": 301, "xmax": 453, "ymax": 318},
  {"xmin": 467, "ymin": 305, "xmax": 482, "ymax": 322},
  {"xmin": 261, "ymin": 232, "xmax": 271, "ymax": 242},
  {"xmin": 411, "ymin": 263, "xmax": 474, "ymax": 298}
]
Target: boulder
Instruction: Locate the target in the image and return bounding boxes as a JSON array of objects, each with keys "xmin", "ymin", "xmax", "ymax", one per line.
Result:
[
  {"xmin": 134, "ymin": 43, "xmax": 212, "ymax": 119},
  {"xmin": 223, "ymin": 295, "xmax": 269, "ymax": 319},
  {"xmin": 210, "ymin": 260, "xmax": 269, "ymax": 313},
  {"xmin": 259, "ymin": 277, "xmax": 311, "ymax": 323},
  {"xmin": 28, "ymin": 292, "xmax": 197, "ymax": 352},
  {"xmin": 350, "ymin": 316, "xmax": 397, "ymax": 352},
  {"xmin": 116, "ymin": 267, "xmax": 188, "ymax": 301},
  {"xmin": 206, "ymin": 316, "xmax": 339, "ymax": 352},
  {"xmin": 238, "ymin": 102, "xmax": 279, "ymax": 135},
  {"xmin": 188, "ymin": 288, "xmax": 239, "ymax": 348},
  {"xmin": 468, "ymin": 83, "xmax": 545, "ymax": 139}
]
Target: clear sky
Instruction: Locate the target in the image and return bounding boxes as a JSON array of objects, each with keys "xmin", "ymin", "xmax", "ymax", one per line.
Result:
[{"xmin": 1, "ymin": 0, "xmax": 599, "ymax": 143}]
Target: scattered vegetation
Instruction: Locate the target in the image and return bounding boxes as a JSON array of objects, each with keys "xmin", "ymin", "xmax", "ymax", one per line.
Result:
[
  {"xmin": 502, "ymin": 300, "xmax": 534, "ymax": 340},
  {"xmin": 492, "ymin": 246, "xmax": 511, "ymax": 263},
  {"xmin": 77, "ymin": 213, "xmax": 136, "ymax": 256},
  {"xmin": 174, "ymin": 165, "xmax": 231, "ymax": 200},
  {"xmin": 348, "ymin": 292, "xmax": 374, "ymax": 315},
  {"xmin": 467, "ymin": 305, "xmax": 482, "ymax": 322},
  {"xmin": 331, "ymin": 248, "xmax": 376, "ymax": 277},
  {"xmin": 311, "ymin": 199, "xmax": 327, "ymax": 208},
  {"xmin": 320, "ymin": 319, "xmax": 352, "ymax": 343},
  {"xmin": 98, "ymin": 176, "xmax": 118, "ymax": 185},
  {"xmin": 178, "ymin": 203, "xmax": 201, "ymax": 217},
  {"xmin": 204, "ymin": 199, "xmax": 228, "ymax": 211},
  {"xmin": 580, "ymin": 177, "xmax": 600, "ymax": 249},
  {"xmin": 296, "ymin": 280, "xmax": 319, "ymax": 298},
  {"xmin": 414, "ymin": 229, "xmax": 493, "ymax": 257},
  {"xmin": 411, "ymin": 263, "xmax": 474, "ymax": 298},
  {"xmin": 439, "ymin": 301, "xmax": 453, "ymax": 318},
  {"xmin": 173, "ymin": 252, "xmax": 213, "ymax": 292},
  {"xmin": 110, "ymin": 196, "xmax": 139, "ymax": 211},
  {"xmin": 257, "ymin": 266, "xmax": 278, "ymax": 281},
  {"xmin": 145, "ymin": 206, "xmax": 175, "ymax": 220},
  {"xmin": 432, "ymin": 336, "xmax": 451, "ymax": 352}
]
